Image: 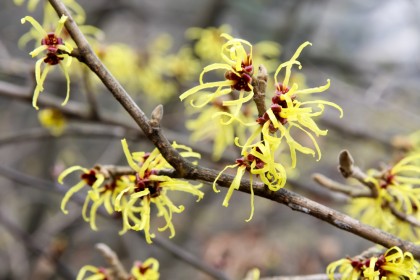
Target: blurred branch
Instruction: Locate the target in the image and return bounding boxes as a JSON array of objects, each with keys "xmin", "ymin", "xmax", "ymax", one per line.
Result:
[
  {"xmin": 0, "ymin": 126, "xmax": 139, "ymax": 147},
  {"xmin": 312, "ymin": 173, "xmax": 371, "ymax": 198},
  {"xmin": 46, "ymin": 0, "xmax": 420, "ymax": 259},
  {"xmin": 0, "ymin": 211, "xmax": 75, "ymax": 280},
  {"xmin": 0, "ymin": 80, "xmax": 231, "ymax": 161},
  {"xmin": 82, "ymin": 66, "xmax": 100, "ymax": 119}
]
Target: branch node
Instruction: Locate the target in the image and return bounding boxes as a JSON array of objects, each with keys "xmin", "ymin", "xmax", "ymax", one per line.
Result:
[
  {"xmin": 338, "ymin": 150, "xmax": 354, "ymax": 178},
  {"xmin": 150, "ymin": 104, "xmax": 163, "ymax": 128}
]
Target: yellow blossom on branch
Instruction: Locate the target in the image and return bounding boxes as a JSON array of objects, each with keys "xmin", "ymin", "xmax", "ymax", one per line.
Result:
[
  {"xmin": 58, "ymin": 165, "xmax": 118, "ymax": 231},
  {"xmin": 326, "ymin": 246, "xmax": 420, "ymax": 280},
  {"xmin": 247, "ymin": 42, "xmax": 343, "ymax": 167},
  {"xmin": 179, "ymin": 33, "xmax": 254, "ymax": 111},
  {"xmin": 213, "ymin": 141, "xmax": 287, "ymax": 221},
  {"xmin": 38, "ymin": 108, "xmax": 67, "ymax": 136},
  {"xmin": 185, "ymin": 25, "xmax": 232, "ymax": 62},
  {"xmin": 130, "ymin": 258, "xmax": 160, "ymax": 280},
  {"xmin": 21, "ymin": 15, "xmax": 73, "ymax": 110},
  {"xmin": 117, "ymin": 139, "xmax": 204, "ymax": 243},
  {"xmin": 347, "ymin": 153, "xmax": 420, "ymax": 240},
  {"xmin": 76, "ymin": 265, "xmax": 108, "ymax": 280}
]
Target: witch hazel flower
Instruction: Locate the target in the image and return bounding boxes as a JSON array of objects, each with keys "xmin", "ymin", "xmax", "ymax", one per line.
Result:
[
  {"xmin": 243, "ymin": 42, "xmax": 343, "ymax": 167},
  {"xmin": 347, "ymin": 153, "xmax": 420, "ymax": 240},
  {"xmin": 117, "ymin": 139, "xmax": 204, "ymax": 243},
  {"xmin": 58, "ymin": 165, "xmax": 130, "ymax": 231},
  {"xmin": 21, "ymin": 15, "xmax": 73, "ymax": 110},
  {"xmin": 213, "ymin": 140, "xmax": 287, "ymax": 221},
  {"xmin": 326, "ymin": 246, "xmax": 420, "ymax": 280},
  {"xmin": 179, "ymin": 33, "xmax": 254, "ymax": 117}
]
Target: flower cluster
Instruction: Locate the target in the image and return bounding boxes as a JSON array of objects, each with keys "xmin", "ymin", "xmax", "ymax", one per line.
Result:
[
  {"xmin": 21, "ymin": 15, "xmax": 73, "ymax": 110},
  {"xmin": 78, "ymin": 257, "xmax": 160, "ymax": 280},
  {"xmin": 347, "ymin": 153, "xmax": 420, "ymax": 240},
  {"xmin": 182, "ymin": 28, "xmax": 282, "ymax": 161},
  {"xmin": 58, "ymin": 139, "xmax": 203, "ymax": 243},
  {"xmin": 327, "ymin": 246, "xmax": 420, "ymax": 280},
  {"xmin": 181, "ymin": 34, "xmax": 342, "ymax": 219}
]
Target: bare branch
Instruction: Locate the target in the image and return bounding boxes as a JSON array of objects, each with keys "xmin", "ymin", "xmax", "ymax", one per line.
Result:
[
  {"xmin": 388, "ymin": 203, "xmax": 420, "ymax": 227},
  {"xmin": 0, "ymin": 211, "xmax": 75, "ymax": 280},
  {"xmin": 338, "ymin": 150, "xmax": 378, "ymax": 197},
  {"xmin": 313, "ymin": 173, "xmax": 371, "ymax": 198}
]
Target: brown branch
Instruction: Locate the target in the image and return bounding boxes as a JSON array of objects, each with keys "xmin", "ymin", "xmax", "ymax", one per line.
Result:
[
  {"xmin": 0, "ymin": 126, "xmax": 140, "ymax": 147},
  {"xmin": 338, "ymin": 150, "xmax": 378, "ymax": 197},
  {"xmin": 312, "ymin": 173, "xmax": 371, "ymax": 198},
  {"xmin": 252, "ymin": 65, "xmax": 268, "ymax": 117},
  {"xmin": 0, "ymin": 211, "xmax": 75, "ymax": 280},
  {"xmin": 189, "ymin": 164, "xmax": 420, "ymax": 257},
  {"xmin": 45, "ymin": 0, "xmax": 420, "ymax": 259},
  {"xmin": 82, "ymin": 66, "xmax": 100, "ymax": 119},
  {"xmin": 388, "ymin": 203, "xmax": 420, "ymax": 227},
  {"xmin": 0, "ymin": 80, "xmax": 226, "ymax": 161}
]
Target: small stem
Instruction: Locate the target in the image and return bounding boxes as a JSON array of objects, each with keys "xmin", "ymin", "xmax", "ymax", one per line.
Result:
[
  {"xmin": 313, "ymin": 173, "xmax": 372, "ymax": 198},
  {"xmin": 338, "ymin": 150, "xmax": 378, "ymax": 197},
  {"xmin": 252, "ymin": 65, "xmax": 268, "ymax": 117},
  {"xmin": 388, "ymin": 202, "xmax": 420, "ymax": 227}
]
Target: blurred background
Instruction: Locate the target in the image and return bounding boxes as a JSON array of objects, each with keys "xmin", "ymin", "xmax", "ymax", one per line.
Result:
[{"xmin": 1, "ymin": 0, "xmax": 420, "ymax": 279}]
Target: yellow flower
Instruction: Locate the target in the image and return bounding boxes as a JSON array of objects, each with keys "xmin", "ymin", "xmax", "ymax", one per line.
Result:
[
  {"xmin": 247, "ymin": 42, "xmax": 343, "ymax": 167},
  {"xmin": 186, "ymin": 99, "xmax": 255, "ymax": 160},
  {"xmin": 326, "ymin": 257, "xmax": 361, "ymax": 280},
  {"xmin": 185, "ymin": 25, "xmax": 232, "ymax": 62},
  {"xmin": 347, "ymin": 153, "xmax": 420, "ymax": 240},
  {"xmin": 76, "ymin": 265, "xmax": 108, "ymax": 280},
  {"xmin": 21, "ymin": 15, "xmax": 73, "ymax": 110},
  {"xmin": 117, "ymin": 139, "xmax": 204, "ymax": 243},
  {"xmin": 327, "ymin": 247, "xmax": 419, "ymax": 280},
  {"xmin": 131, "ymin": 258, "xmax": 160, "ymax": 280},
  {"xmin": 13, "ymin": 0, "xmax": 39, "ymax": 11},
  {"xmin": 58, "ymin": 165, "xmax": 114, "ymax": 231},
  {"xmin": 38, "ymin": 108, "xmax": 67, "ymax": 136},
  {"xmin": 166, "ymin": 46, "xmax": 201, "ymax": 83},
  {"xmin": 180, "ymin": 33, "xmax": 254, "ymax": 111},
  {"xmin": 213, "ymin": 141, "xmax": 287, "ymax": 221}
]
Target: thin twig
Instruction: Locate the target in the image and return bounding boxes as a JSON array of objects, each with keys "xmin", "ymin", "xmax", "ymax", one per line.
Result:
[
  {"xmin": 338, "ymin": 150, "xmax": 378, "ymax": 197},
  {"xmin": 312, "ymin": 173, "xmax": 371, "ymax": 198},
  {"xmin": 82, "ymin": 66, "xmax": 100, "ymax": 119},
  {"xmin": 0, "ymin": 126, "xmax": 140, "ymax": 147},
  {"xmin": 388, "ymin": 203, "xmax": 420, "ymax": 227},
  {"xmin": 0, "ymin": 211, "xmax": 75, "ymax": 280},
  {"xmin": 0, "ymin": 80, "xmax": 230, "ymax": 162}
]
